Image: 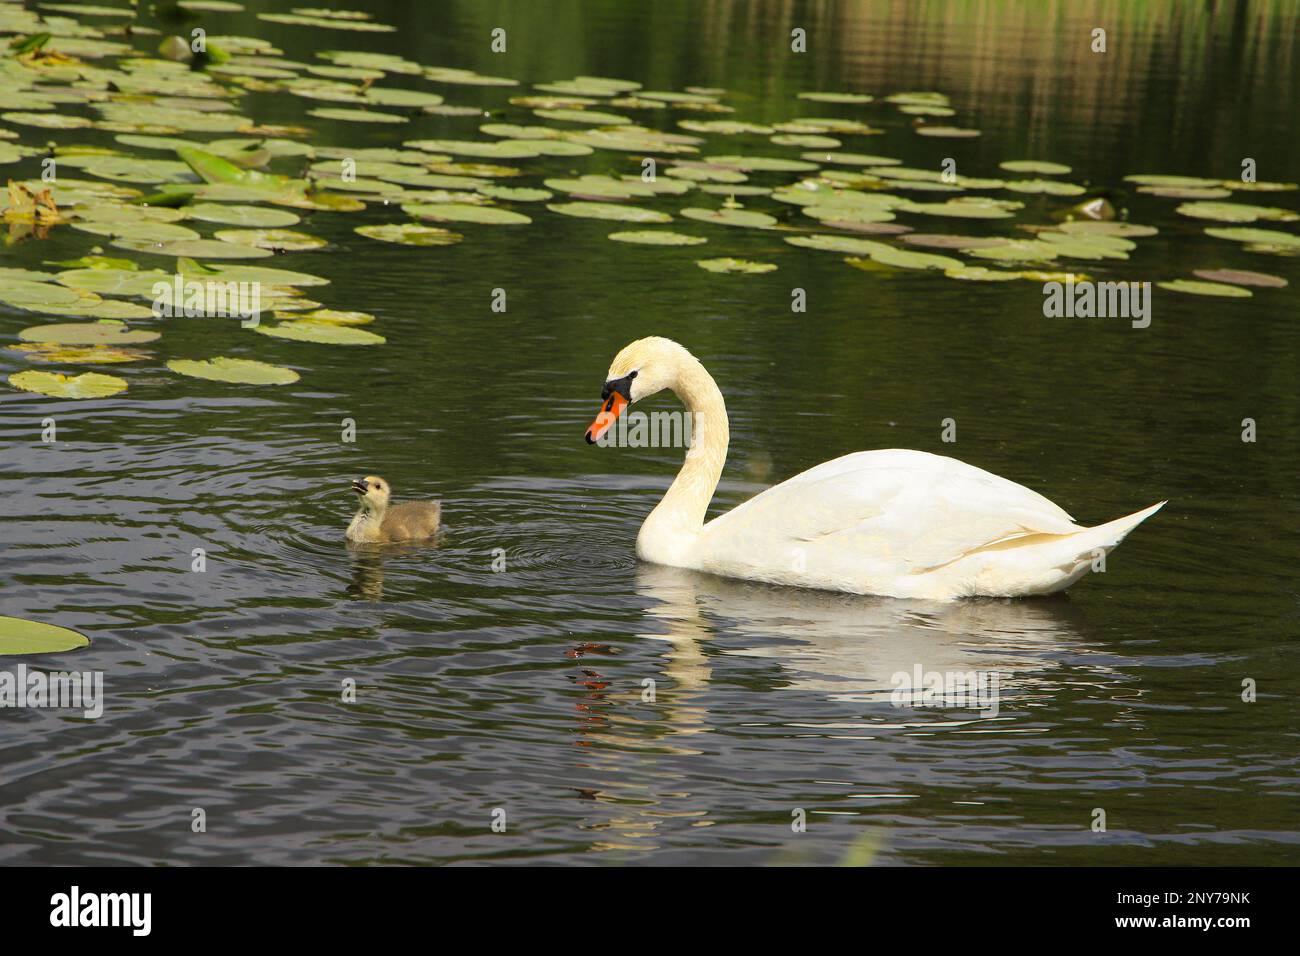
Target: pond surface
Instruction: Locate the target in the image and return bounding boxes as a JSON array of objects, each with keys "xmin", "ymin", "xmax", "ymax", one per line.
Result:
[{"xmin": 1, "ymin": 0, "xmax": 1297, "ymax": 865}]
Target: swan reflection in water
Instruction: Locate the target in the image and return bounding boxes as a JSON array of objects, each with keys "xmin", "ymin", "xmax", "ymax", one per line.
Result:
[{"xmin": 569, "ymin": 563, "xmax": 1116, "ymax": 857}]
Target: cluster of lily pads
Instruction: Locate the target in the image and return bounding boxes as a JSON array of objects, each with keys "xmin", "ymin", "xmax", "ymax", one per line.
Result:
[{"xmin": 1, "ymin": 2, "xmax": 1296, "ymax": 405}]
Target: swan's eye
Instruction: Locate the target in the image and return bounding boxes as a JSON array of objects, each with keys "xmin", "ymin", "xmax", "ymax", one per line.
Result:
[{"xmin": 629, "ymin": 370, "xmax": 638, "ymax": 379}]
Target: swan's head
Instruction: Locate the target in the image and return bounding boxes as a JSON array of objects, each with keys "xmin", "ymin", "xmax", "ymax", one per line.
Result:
[
  {"xmin": 585, "ymin": 336, "xmax": 692, "ymax": 444},
  {"xmin": 351, "ymin": 475, "xmax": 391, "ymax": 513}
]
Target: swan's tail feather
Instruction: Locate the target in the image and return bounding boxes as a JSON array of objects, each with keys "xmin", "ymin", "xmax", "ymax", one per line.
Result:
[{"xmin": 1034, "ymin": 500, "xmax": 1166, "ymax": 593}]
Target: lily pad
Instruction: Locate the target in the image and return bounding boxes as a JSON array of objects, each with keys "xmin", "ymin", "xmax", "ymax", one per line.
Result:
[
  {"xmin": 19, "ymin": 321, "xmax": 160, "ymax": 346},
  {"xmin": 403, "ymin": 203, "xmax": 531, "ymax": 225},
  {"xmin": 856, "ymin": 247, "xmax": 964, "ymax": 271},
  {"xmin": 1157, "ymin": 279, "xmax": 1252, "ymax": 298},
  {"xmin": 214, "ymin": 229, "xmax": 327, "ymax": 251},
  {"xmin": 1191, "ymin": 268, "xmax": 1287, "ymax": 288},
  {"xmin": 546, "ymin": 202, "xmax": 671, "ymax": 223},
  {"xmin": 696, "ymin": 258, "xmax": 777, "ymax": 274},
  {"xmin": 9, "ymin": 370, "xmax": 129, "ymax": 399},
  {"xmin": 184, "ymin": 203, "xmax": 301, "ymax": 227},
  {"xmin": 943, "ymin": 266, "xmax": 1022, "ymax": 282},
  {"xmin": 308, "ymin": 107, "xmax": 407, "ymax": 124},
  {"xmin": 1176, "ymin": 201, "xmax": 1298, "ymax": 223},
  {"xmin": 680, "ymin": 207, "xmax": 776, "ymax": 228},
  {"xmin": 0, "ymin": 616, "xmax": 90, "ymax": 656},
  {"xmin": 608, "ymin": 230, "xmax": 707, "ymax": 246},
  {"xmin": 8, "ymin": 343, "xmax": 149, "ymax": 364},
  {"xmin": 785, "ymin": 234, "xmax": 892, "ymax": 255},
  {"xmin": 255, "ymin": 321, "xmax": 385, "ymax": 344},
  {"xmin": 797, "ymin": 92, "xmax": 874, "ymax": 104},
  {"xmin": 167, "ymin": 357, "xmax": 300, "ymax": 385},
  {"xmin": 1203, "ymin": 227, "xmax": 1300, "ymax": 249},
  {"xmin": 354, "ymin": 223, "xmax": 464, "ymax": 246},
  {"xmin": 999, "ymin": 160, "xmax": 1072, "ymax": 175}
]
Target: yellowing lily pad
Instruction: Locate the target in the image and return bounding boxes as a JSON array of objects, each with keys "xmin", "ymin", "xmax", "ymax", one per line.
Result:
[
  {"xmin": 10, "ymin": 370, "xmax": 129, "ymax": 399},
  {"xmin": 184, "ymin": 203, "xmax": 302, "ymax": 227},
  {"xmin": 680, "ymin": 207, "xmax": 776, "ymax": 228},
  {"xmin": 0, "ymin": 616, "xmax": 90, "ymax": 656},
  {"xmin": 255, "ymin": 321, "xmax": 385, "ymax": 344},
  {"xmin": 403, "ymin": 203, "xmax": 532, "ymax": 225},
  {"xmin": 608, "ymin": 230, "xmax": 707, "ymax": 246},
  {"xmin": 354, "ymin": 223, "xmax": 464, "ymax": 245},
  {"xmin": 214, "ymin": 228, "xmax": 327, "ymax": 251},
  {"xmin": 695, "ymin": 257, "xmax": 777, "ymax": 274},
  {"xmin": 1157, "ymin": 279, "xmax": 1253, "ymax": 298},
  {"xmin": 1203, "ymin": 227, "xmax": 1300, "ymax": 249},
  {"xmin": 1176, "ymin": 201, "xmax": 1298, "ymax": 223},
  {"xmin": 8, "ymin": 343, "xmax": 150, "ymax": 364},
  {"xmin": 19, "ymin": 321, "xmax": 160, "ymax": 346},
  {"xmin": 547, "ymin": 202, "xmax": 671, "ymax": 223},
  {"xmin": 999, "ymin": 160, "xmax": 1072, "ymax": 175},
  {"xmin": 785, "ymin": 234, "xmax": 892, "ymax": 255},
  {"xmin": 167, "ymin": 357, "xmax": 300, "ymax": 385}
]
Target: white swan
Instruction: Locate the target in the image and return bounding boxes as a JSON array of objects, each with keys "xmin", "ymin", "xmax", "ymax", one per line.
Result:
[{"xmin": 584, "ymin": 337, "xmax": 1164, "ymax": 601}]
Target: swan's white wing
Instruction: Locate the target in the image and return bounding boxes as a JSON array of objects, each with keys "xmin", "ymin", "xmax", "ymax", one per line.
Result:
[{"xmin": 695, "ymin": 449, "xmax": 1082, "ymax": 590}]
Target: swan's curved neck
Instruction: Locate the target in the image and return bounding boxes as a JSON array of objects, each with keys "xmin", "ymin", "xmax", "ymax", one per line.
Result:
[{"xmin": 639, "ymin": 354, "xmax": 729, "ymax": 557}]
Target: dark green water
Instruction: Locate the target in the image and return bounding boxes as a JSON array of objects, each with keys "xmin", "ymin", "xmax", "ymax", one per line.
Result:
[{"xmin": 0, "ymin": 0, "xmax": 1297, "ymax": 864}]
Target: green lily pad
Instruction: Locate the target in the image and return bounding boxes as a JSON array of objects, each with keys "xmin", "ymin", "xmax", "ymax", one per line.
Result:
[
  {"xmin": 608, "ymin": 230, "xmax": 707, "ymax": 246},
  {"xmin": 915, "ymin": 126, "xmax": 981, "ymax": 138},
  {"xmin": 167, "ymin": 357, "xmax": 300, "ymax": 385},
  {"xmin": 800, "ymin": 152, "xmax": 900, "ymax": 168},
  {"xmin": 855, "ymin": 247, "xmax": 964, "ymax": 271},
  {"xmin": 403, "ymin": 203, "xmax": 532, "ymax": 225},
  {"xmin": 1058, "ymin": 221, "xmax": 1158, "ymax": 238},
  {"xmin": 1203, "ymin": 227, "xmax": 1300, "ymax": 249},
  {"xmin": 679, "ymin": 120, "xmax": 774, "ymax": 135},
  {"xmin": 785, "ymin": 234, "xmax": 893, "ymax": 255},
  {"xmin": 1157, "ymin": 279, "xmax": 1253, "ymax": 298},
  {"xmin": 999, "ymin": 160, "xmax": 1072, "ymax": 175},
  {"xmin": 0, "ymin": 616, "xmax": 90, "ymax": 656},
  {"xmin": 476, "ymin": 186, "xmax": 553, "ymax": 203},
  {"xmin": 899, "ymin": 197, "xmax": 1022, "ymax": 219},
  {"xmin": 255, "ymin": 321, "xmax": 385, "ymax": 344},
  {"xmin": 1176, "ymin": 201, "xmax": 1299, "ymax": 223},
  {"xmin": 308, "ymin": 107, "xmax": 407, "ymax": 124},
  {"xmin": 9, "ymin": 370, "xmax": 129, "ymax": 399},
  {"xmin": 1124, "ymin": 174, "xmax": 1225, "ymax": 188},
  {"xmin": 19, "ymin": 321, "xmax": 160, "ymax": 346},
  {"xmin": 354, "ymin": 223, "xmax": 464, "ymax": 246},
  {"xmin": 797, "ymin": 91, "xmax": 874, "ymax": 104},
  {"xmin": 214, "ymin": 229, "xmax": 327, "ymax": 251},
  {"xmin": 704, "ymin": 155, "xmax": 819, "ymax": 173},
  {"xmin": 943, "ymin": 266, "xmax": 1022, "ymax": 282},
  {"xmin": 1004, "ymin": 179, "xmax": 1087, "ymax": 196},
  {"xmin": 184, "ymin": 203, "xmax": 302, "ymax": 227},
  {"xmin": 770, "ymin": 134, "xmax": 841, "ymax": 149},
  {"xmin": 695, "ymin": 258, "xmax": 776, "ymax": 274},
  {"xmin": 680, "ymin": 207, "xmax": 776, "ymax": 228},
  {"xmin": 363, "ymin": 87, "xmax": 445, "ymax": 109},
  {"xmin": 546, "ymin": 202, "xmax": 671, "ymax": 223},
  {"xmin": 114, "ymin": 238, "xmax": 276, "ymax": 259}
]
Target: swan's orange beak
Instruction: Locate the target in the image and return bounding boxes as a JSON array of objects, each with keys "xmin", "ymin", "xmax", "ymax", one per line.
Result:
[{"xmin": 585, "ymin": 392, "xmax": 627, "ymax": 444}]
